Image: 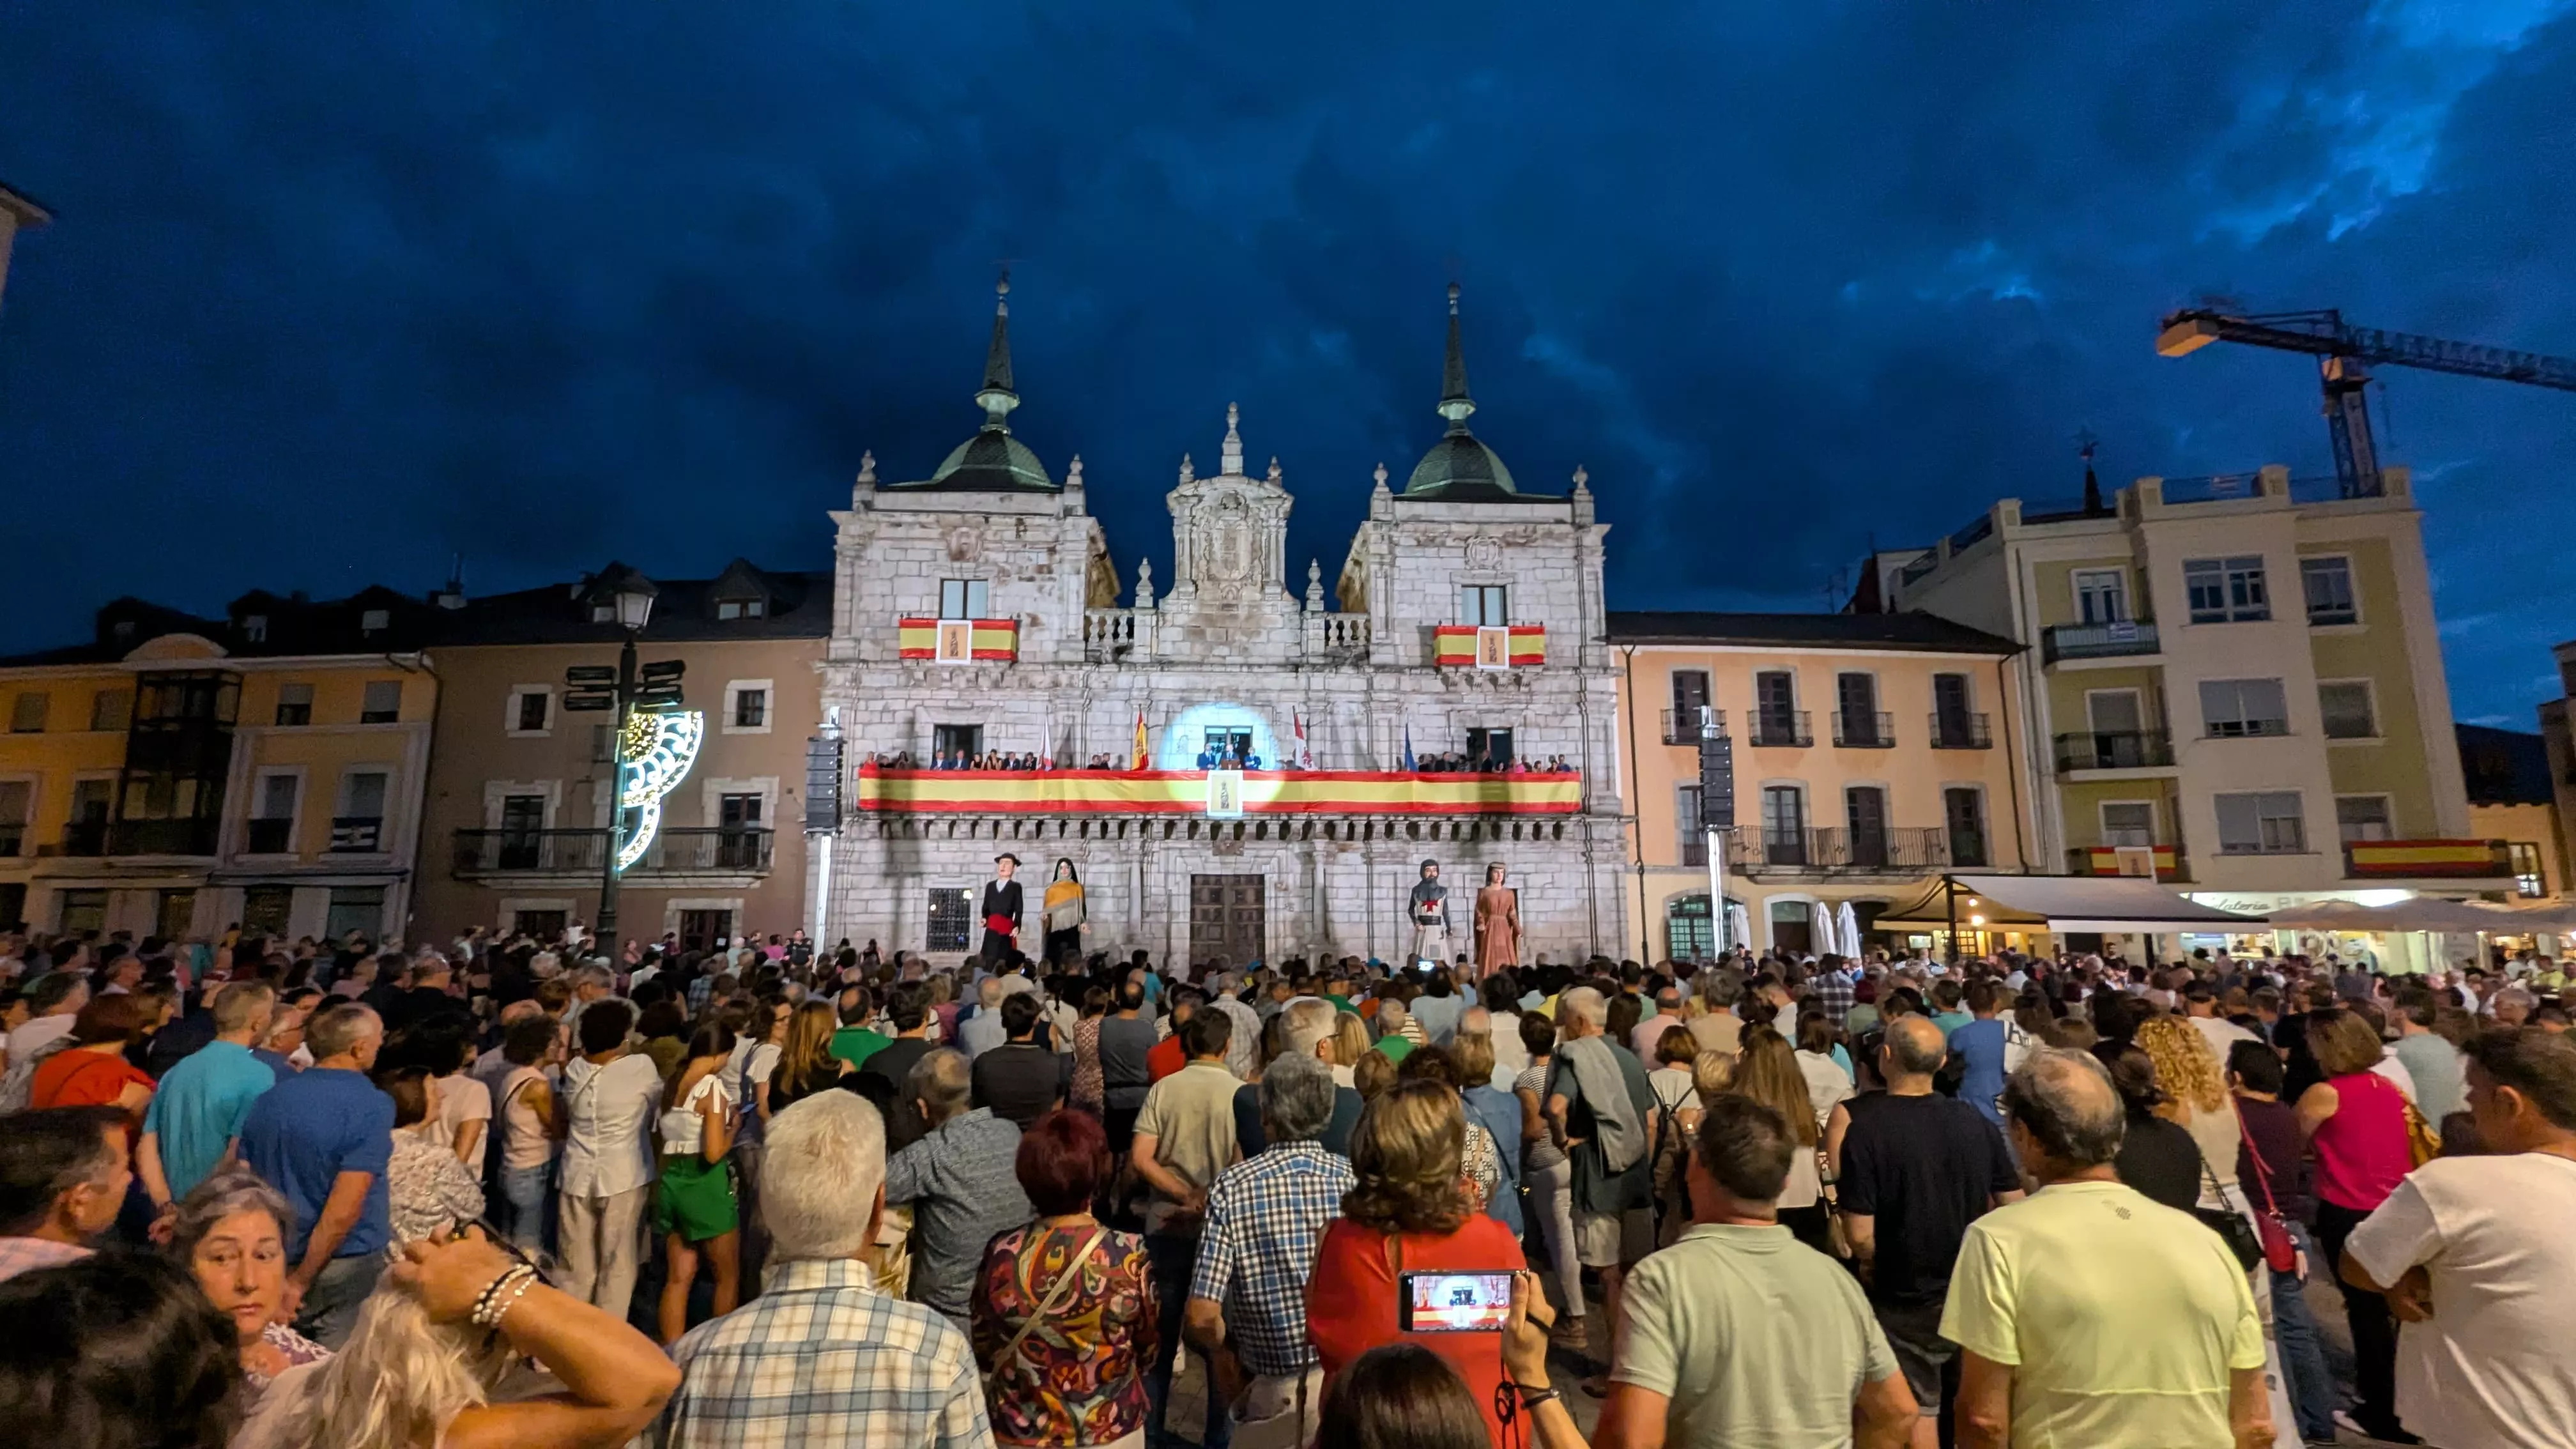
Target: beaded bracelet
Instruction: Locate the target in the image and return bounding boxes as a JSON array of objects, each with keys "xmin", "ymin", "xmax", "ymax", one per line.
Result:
[
  {"xmin": 471, "ymin": 1265, "xmax": 536, "ymax": 1328},
  {"xmin": 484, "ymin": 1271, "xmax": 539, "ymax": 1329}
]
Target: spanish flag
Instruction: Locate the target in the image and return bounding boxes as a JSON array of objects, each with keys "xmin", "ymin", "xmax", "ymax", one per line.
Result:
[{"xmin": 1132, "ymin": 709, "xmax": 1148, "ymax": 771}]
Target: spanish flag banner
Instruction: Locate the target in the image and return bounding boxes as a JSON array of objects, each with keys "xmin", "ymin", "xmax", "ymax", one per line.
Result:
[
  {"xmin": 1432, "ymin": 624, "xmax": 1545, "ymax": 668},
  {"xmin": 855, "ymin": 765, "xmax": 1580, "ymax": 816},
  {"xmin": 896, "ymin": 618, "xmax": 1020, "ymax": 662},
  {"xmin": 2344, "ymin": 839, "xmax": 2511, "ymax": 878},
  {"xmin": 1132, "ymin": 709, "xmax": 1148, "ymax": 772}
]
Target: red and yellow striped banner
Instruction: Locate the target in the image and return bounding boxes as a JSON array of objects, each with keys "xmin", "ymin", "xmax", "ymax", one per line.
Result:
[
  {"xmin": 1432, "ymin": 624, "xmax": 1545, "ymax": 667},
  {"xmin": 896, "ymin": 617, "xmax": 1018, "ymax": 661},
  {"xmin": 2345, "ymin": 839, "xmax": 2511, "ymax": 878},
  {"xmin": 855, "ymin": 767, "xmax": 1581, "ymax": 815},
  {"xmin": 2072, "ymin": 845, "xmax": 2179, "ymax": 877}
]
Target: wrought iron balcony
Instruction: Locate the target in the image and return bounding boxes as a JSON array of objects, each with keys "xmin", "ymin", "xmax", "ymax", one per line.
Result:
[
  {"xmin": 1747, "ymin": 710, "xmax": 1813, "ymax": 748},
  {"xmin": 54, "ymin": 819, "xmax": 220, "ymax": 857},
  {"xmin": 2041, "ymin": 620, "xmax": 2161, "ymax": 663},
  {"xmin": 1660, "ymin": 708, "xmax": 1726, "ymax": 746},
  {"xmin": 1711, "ymin": 825, "xmax": 1952, "ymax": 873},
  {"xmin": 1929, "ymin": 712, "xmax": 1993, "ymax": 749},
  {"xmin": 451, "ymin": 827, "xmax": 776, "ymax": 878},
  {"xmin": 2053, "ymin": 730, "xmax": 2176, "ymax": 772},
  {"xmin": 1832, "ymin": 711, "xmax": 1894, "ymax": 748}
]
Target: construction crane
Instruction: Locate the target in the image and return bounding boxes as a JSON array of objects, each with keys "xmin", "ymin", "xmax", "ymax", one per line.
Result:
[{"xmin": 2156, "ymin": 307, "xmax": 2576, "ymax": 498}]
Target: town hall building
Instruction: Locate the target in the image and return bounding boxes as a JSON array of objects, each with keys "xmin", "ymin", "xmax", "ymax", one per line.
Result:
[{"xmin": 815, "ymin": 280, "xmax": 1630, "ymax": 966}]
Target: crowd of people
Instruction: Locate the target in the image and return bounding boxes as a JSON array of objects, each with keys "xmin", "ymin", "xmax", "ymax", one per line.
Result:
[{"xmin": 0, "ymin": 919, "xmax": 2571, "ymax": 1449}]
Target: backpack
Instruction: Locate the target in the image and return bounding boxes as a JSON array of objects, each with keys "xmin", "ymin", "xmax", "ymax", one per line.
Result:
[
  {"xmin": 1648, "ymin": 1089, "xmax": 1692, "ymax": 1234},
  {"xmin": 0, "ymin": 1034, "xmax": 77, "ymax": 1114}
]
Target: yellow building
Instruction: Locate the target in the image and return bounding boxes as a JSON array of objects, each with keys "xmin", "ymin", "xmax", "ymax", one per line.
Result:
[
  {"xmin": 0, "ymin": 590, "xmax": 438, "ymax": 942},
  {"xmin": 1609, "ymin": 611, "xmax": 2032, "ymax": 959},
  {"xmin": 1882, "ymin": 464, "xmax": 2505, "ymax": 961}
]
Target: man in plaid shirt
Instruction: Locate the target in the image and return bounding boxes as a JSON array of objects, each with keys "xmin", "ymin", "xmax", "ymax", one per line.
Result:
[
  {"xmin": 1811, "ymin": 956, "xmax": 1856, "ymax": 1027},
  {"xmin": 1184, "ymin": 1054, "xmax": 1354, "ymax": 1449},
  {"xmin": 652, "ymin": 1092, "xmax": 991, "ymax": 1449}
]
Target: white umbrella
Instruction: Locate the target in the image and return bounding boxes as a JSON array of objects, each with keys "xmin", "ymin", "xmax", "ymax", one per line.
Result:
[
  {"xmin": 1726, "ymin": 900, "xmax": 1753, "ymax": 954},
  {"xmin": 1838, "ymin": 900, "xmax": 1864, "ymax": 959},
  {"xmin": 1811, "ymin": 903, "xmax": 1840, "ymax": 957}
]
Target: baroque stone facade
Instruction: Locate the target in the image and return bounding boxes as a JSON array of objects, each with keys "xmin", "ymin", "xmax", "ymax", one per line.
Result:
[{"xmin": 815, "ymin": 282, "xmax": 1629, "ymax": 966}]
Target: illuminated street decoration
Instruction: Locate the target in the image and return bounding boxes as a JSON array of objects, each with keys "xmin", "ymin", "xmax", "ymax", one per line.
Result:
[{"xmin": 616, "ymin": 708, "xmax": 705, "ymax": 871}]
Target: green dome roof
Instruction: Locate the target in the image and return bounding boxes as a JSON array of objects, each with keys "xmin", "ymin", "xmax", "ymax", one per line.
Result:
[
  {"xmin": 929, "ymin": 429, "xmax": 1053, "ymax": 491},
  {"xmin": 1405, "ymin": 432, "xmax": 1518, "ymax": 497}
]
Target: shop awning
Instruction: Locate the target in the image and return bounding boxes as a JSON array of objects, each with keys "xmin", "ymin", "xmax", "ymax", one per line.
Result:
[
  {"xmin": 2270, "ymin": 898, "xmax": 2576, "ymax": 933},
  {"xmin": 1875, "ymin": 873, "xmax": 2271, "ymax": 934}
]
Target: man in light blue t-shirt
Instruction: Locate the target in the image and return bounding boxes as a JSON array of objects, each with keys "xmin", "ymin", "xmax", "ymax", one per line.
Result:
[
  {"xmin": 139, "ymin": 982, "xmax": 282, "ymax": 1209},
  {"xmin": 1946, "ymin": 981, "xmax": 2011, "ymax": 1130}
]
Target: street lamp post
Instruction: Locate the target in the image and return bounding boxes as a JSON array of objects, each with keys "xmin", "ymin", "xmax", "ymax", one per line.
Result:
[{"xmin": 572, "ymin": 567, "xmax": 659, "ymax": 957}]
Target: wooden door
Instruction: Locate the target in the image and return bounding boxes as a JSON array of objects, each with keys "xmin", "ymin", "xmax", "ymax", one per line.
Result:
[{"xmin": 1189, "ymin": 874, "xmax": 1266, "ymax": 969}]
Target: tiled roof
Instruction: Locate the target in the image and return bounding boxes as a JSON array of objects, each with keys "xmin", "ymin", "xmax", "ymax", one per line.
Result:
[{"xmin": 1606, "ymin": 610, "xmax": 2022, "ymax": 654}]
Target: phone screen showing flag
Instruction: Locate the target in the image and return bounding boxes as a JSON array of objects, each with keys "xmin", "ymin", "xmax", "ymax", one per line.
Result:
[{"xmin": 1397, "ymin": 1271, "xmax": 1512, "ymax": 1332}]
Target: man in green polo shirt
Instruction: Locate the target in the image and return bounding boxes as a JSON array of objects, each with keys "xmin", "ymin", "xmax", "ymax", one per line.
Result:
[
  {"xmin": 1597, "ymin": 1093, "xmax": 1915, "ymax": 1448},
  {"xmin": 829, "ymin": 985, "xmax": 890, "ymax": 1071}
]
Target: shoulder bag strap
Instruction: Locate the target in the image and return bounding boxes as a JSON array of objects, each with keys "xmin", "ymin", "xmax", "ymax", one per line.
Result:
[
  {"xmin": 2231, "ymin": 1100, "xmax": 2285, "ymax": 1218},
  {"xmin": 989, "ymin": 1226, "xmax": 1110, "ymax": 1381}
]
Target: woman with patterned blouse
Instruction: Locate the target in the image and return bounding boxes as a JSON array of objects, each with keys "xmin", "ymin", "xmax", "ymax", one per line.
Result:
[
  {"xmin": 1070, "ymin": 985, "xmax": 1111, "ymax": 1115},
  {"xmin": 972, "ymin": 1108, "xmax": 1158, "ymax": 1447}
]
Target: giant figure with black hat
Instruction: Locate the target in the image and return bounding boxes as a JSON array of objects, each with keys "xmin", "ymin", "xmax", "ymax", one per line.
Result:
[{"xmin": 979, "ymin": 854, "xmax": 1024, "ymax": 964}]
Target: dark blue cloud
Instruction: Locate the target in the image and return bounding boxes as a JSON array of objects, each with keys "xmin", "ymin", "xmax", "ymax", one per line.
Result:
[{"xmin": 2, "ymin": 0, "xmax": 2571, "ymax": 721}]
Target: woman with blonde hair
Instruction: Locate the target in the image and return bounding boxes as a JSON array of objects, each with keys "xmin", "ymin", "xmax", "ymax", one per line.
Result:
[
  {"xmin": 763, "ymin": 1000, "xmax": 847, "ymax": 1114},
  {"xmin": 1330, "ymin": 1011, "xmax": 1371, "ymax": 1087},
  {"xmin": 2134, "ymin": 1013, "xmax": 2245, "ymax": 1209},
  {"xmin": 1307, "ymin": 1079, "xmax": 1528, "ymax": 1448},
  {"xmin": 233, "ymin": 1229, "xmax": 678, "ymax": 1449},
  {"xmin": 1729, "ymin": 1027, "xmax": 1846, "ymax": 1253}
]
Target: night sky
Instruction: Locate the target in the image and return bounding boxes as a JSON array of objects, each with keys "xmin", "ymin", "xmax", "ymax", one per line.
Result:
[{"xmin": 2, "ymin": 3, "xmax": 2571, "ymax": 724}]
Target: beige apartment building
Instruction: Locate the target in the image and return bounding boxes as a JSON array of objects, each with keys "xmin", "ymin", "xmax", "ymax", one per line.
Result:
[
  {"xmin": 1609, "ymin": 612, "xmax": 2033, "ymax": 960},
  {"xmin": 0, "ymin": 590, "xmax": 440, "ymax": 942},
  {"xmin": 1881, "ymin": 464, "xmax": 2504, "ymax": 956},
  {"xmin": 411, "ymin": 562, "xmax": 830, "ymax": 954}
]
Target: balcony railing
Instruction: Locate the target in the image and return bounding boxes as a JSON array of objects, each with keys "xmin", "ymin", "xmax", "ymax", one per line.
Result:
[
  {"xmin": 451, "ymin": 827, "xmax": 776, "ymax": 877},
  {"xmin": 1747, "ymin": 711, "xmax": 1812, "ymax": 748},
  {"xmin": 328, "ymin": 816, "xmax": 385, "ymax": 853},
  {"xmin": 1929, "ymin": 712, "xmax": 1992, "ymax": 749},
  {"xmin": 2053, "ymin": 730, "xmax": 2176, "ymax": 772},
  {"xmin": 1711, "ymin": 825, "xmax": 1952, "ymax": 873},
  {"xmin": 1832, "ymin": 710, "xmax": 1894, "ymax": 748},
  {"xmin": 2041, "ymin": 619, "xmax": 2161, "ymax": 664},
  {"xmin": 1660, "ymin": 708, "xmax": 1726, "ymax": 746},
  {"xmin": 53, "ymin": 818, "xmax": 220, "ymax": 857},
  {"xmin": 244, "ymin": 818, "xmax": 293, "ymax": 854}
]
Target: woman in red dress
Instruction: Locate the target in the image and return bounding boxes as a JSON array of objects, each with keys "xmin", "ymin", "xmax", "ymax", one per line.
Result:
[{"xmin": 1307, "ymin": 1078, "xmax": 1528, "ymax": 1446}]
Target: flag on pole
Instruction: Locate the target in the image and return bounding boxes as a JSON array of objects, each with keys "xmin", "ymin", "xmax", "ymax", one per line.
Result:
[
  {"xmin": 1401, "ymin": 725, "xmax": 1416, "ymax": 773},
  {"xmin": 1131, "ymin": 709, "xmax": 1148, "ymax": 771},
  {"xmin": 1293, "ymin": 710, "xmax": 1314, "ymax": 770}
]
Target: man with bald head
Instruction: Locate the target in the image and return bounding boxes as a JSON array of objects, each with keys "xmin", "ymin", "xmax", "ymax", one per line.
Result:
[
  {"xmin": 1836, "ymin": 1013, "xmax": 2023, "ymax": 1448},
  {"xmin": 1943, "ymin": 1050, "xmax": 2271, "ymax": 1449}
]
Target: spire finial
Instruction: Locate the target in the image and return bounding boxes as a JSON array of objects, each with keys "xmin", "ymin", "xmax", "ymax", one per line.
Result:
[
  {"xmin": 1373, "ymin": 461, "xmax": 1390, "ymax": 492},
  {"xmin": 1067, "ymin": 454, "xmax": 1084, "ymax": 486},
  {"xmin": 1266, "ymin": 456, "xmax": 1282, "ymax": 483},
  {"xmin": 976, "ymin": 267, "xmax": 1018, "ymax": 429},
  {"xmin": 1438, "ymin": 283, "xmax": 1475, "ymax": 433},
  {"xmin": 1220, "ymin": 402, "xmax": 1244, "ymax": 475},
  {"xmin": 1178, "ymin": 452, "xmax": 1195, "ymax": 485},
  {"xmin": 857, "ymin": 450, "xmax": 877, "ymax": 486},
  {"xmin": 1571, "ymin": 464, "xmax": 1590, "ymax": 493}
]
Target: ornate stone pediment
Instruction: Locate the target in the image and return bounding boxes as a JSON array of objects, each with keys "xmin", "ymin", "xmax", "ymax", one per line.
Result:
[{"xmin": 1165, "ymin": 404, "xmax": 1296, "ymax": 618}]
